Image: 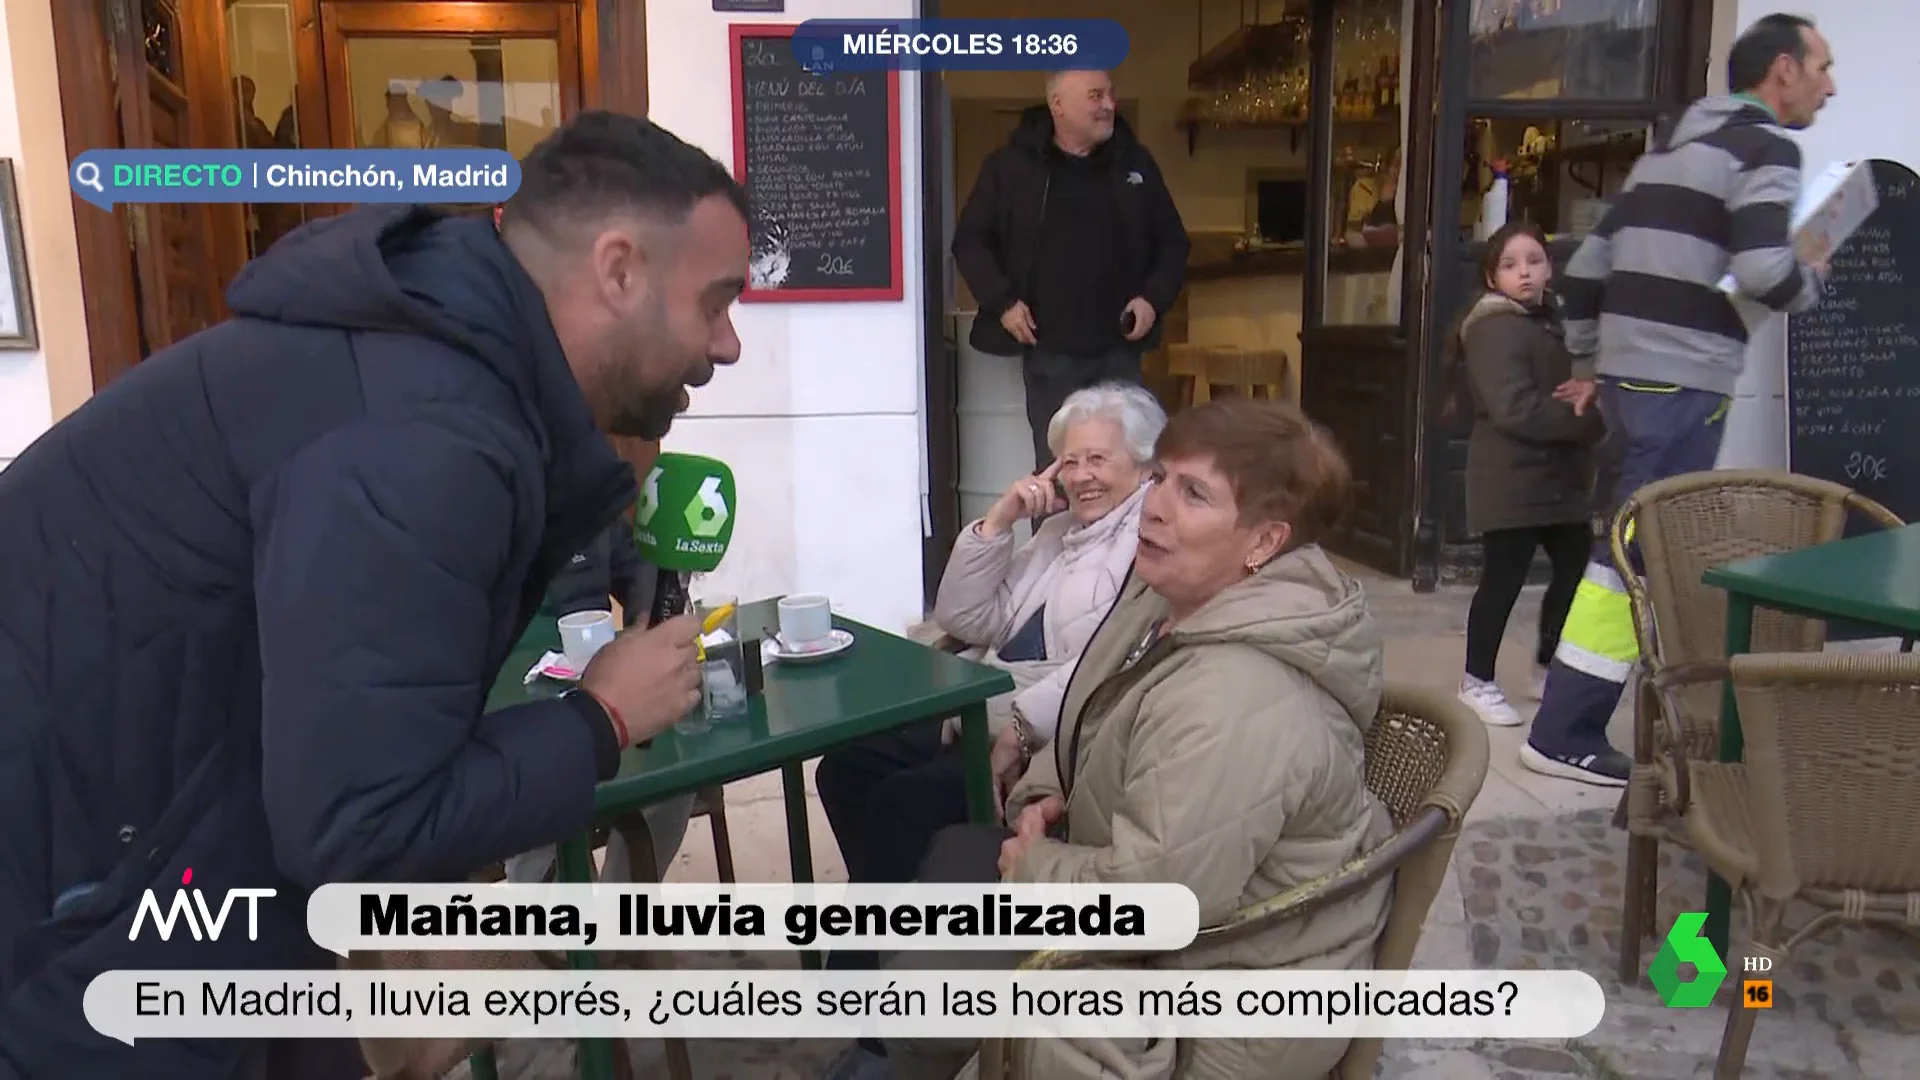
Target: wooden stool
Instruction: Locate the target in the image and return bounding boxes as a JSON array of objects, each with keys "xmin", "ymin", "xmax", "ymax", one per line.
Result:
[{"xmin": 1166, "ymin": 345, "xmax": 1291, "ymax": 404}]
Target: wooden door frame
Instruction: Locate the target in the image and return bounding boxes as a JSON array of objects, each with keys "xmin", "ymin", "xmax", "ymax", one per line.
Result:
[
  {"xmin": 919, "ymin": 0, "xmax": 956, "ymax": 609},
  {"xmin": 1413, "ymin": 0, "xmax": 1716, "ymax": 586},
  {"xmin": 50, "ymin": 0, "xmax": 143, "ymax": 388}
]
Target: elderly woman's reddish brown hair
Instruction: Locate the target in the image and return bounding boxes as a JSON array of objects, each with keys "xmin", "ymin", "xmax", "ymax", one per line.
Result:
[{"xmin": 1153, "ymin": 397, "xmax": 1354, "ymax": 551}]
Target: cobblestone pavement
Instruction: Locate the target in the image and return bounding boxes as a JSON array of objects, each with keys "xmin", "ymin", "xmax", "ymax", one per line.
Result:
[{"xmin": 1378, "ymin": 808, "xmax": 1920, "ymax": 1079}]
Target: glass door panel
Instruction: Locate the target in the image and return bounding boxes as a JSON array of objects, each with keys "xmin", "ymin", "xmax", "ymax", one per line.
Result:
[
  {"xmin": 228, "ymin": 0, "xmax": 309, "ymax": 256},
  {"xmin": 1468, "ymin": 0, "xmax": 1658, "ymax": 101},
  {"xmin": 1319, "ymin": 0, "xmax": 1408, "ymax": 327},
  {"xmin": 318, "ymin": 3, "xmax": 580, "ymax": 211}
]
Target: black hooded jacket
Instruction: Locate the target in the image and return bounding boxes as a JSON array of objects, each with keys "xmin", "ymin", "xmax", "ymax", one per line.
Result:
[
  {"xmin": 0, "ymin": 205, "xmax": 635, "ymax": 1078},
  {"xmin": 952, "ymin": 106, "xmax": 1190, "ymax": 357}
]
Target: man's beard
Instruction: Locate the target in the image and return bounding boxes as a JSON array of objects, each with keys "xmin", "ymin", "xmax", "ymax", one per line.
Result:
[
  {"xmin": 602, "ymin": 299, "xmax": 692, "ymax": 440},
  {"xmin": 606, "ymin": 383, "xmax": 683, "ymax": 440}
]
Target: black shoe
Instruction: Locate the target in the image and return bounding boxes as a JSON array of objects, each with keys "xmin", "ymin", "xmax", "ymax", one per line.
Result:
[{"xmin": 1519, "ymin": 743, "xmax": 1631, "ymax": 787}]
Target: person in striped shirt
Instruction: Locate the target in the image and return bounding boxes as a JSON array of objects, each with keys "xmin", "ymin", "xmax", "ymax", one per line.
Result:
[{"xmin": 1520, "ymin": 13, "xmax": 1836, "ymax": 786}]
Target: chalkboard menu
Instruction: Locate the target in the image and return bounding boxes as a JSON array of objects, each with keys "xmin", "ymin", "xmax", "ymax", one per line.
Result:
[
  {"xmin": 729, "ymin": 24, "xmax": 903, "ymax": 302},
  {"xmin": 1788, "ymin": 158, "xmax": 1920, "ymax": 523}
]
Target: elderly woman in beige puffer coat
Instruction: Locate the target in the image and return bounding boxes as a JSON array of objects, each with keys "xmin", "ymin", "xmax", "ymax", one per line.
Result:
[
  {"xmin": 815, "ymin": 383, "xmax": 1165, "ymax": 952},
  {"xmin": 881, "ymin": 397, "xmax": 1395, "ymax": 1080}
]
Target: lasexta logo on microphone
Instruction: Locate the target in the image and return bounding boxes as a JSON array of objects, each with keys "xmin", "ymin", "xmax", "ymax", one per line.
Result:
[
  {"xmin": 129, "ymin": 867, "xmax": 277, "ymax": 942},
  {"xmin": 632, "ymin": 454, "xmax": 736, "ymax": 573}
]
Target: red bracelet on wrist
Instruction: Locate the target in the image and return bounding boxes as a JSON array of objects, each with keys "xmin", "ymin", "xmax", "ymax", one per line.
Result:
[{"xmin": 586, "ymin": 688, "xmax": 630, "ymax": 747}]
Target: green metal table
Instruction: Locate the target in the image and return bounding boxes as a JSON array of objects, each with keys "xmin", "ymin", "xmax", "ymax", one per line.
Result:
[
  {"xmin": 1698, "ymin": 523, "xmax": 1920, "ymax": 958},
  {"xmin": 479, "ymin": 599, "xmax": 1013, "ymax": 1080}
]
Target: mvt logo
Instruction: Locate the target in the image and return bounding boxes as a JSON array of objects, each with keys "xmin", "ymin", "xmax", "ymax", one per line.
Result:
[{"xmin": 129, "ymin": 867, "xmax": 276, "ymax": 942}]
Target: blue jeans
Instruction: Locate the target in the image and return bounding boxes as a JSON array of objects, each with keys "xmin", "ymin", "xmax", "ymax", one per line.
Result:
[{"xmin": 1528, "ymin": 379, "xmax": 1729, "ymax": 756}]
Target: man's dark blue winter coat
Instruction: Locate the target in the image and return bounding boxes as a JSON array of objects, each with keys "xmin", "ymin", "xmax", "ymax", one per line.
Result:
[{"xmin": 0, "ymin": 205, "xmax": 634, "ymax": 1077}]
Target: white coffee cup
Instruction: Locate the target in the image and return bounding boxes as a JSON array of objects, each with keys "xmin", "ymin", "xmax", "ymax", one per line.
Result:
[
  {"xmin": 557, "ymin": 610, "xmax": 617, "ymax": 671},
  {"xmin": 777, "ymin": 594, "xmax": 833, "ymax": 649}
]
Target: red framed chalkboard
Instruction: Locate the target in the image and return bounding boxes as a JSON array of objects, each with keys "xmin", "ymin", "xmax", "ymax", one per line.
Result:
[{"xmin": 729, "ymin": 23, "xmax": 904, "ymax": 302}]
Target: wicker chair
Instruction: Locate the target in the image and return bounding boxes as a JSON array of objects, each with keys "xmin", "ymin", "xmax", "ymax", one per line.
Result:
[
  {"xmin": 1675, "ymin": 652, "xmax": 1920, "ymax": 1077},
  {"xmin": 976, "ymin": 683, "xmax": 1490, "ymax": 1080},
  {"xmin": 1610, "ymin": 470, "xmax": 1903, "ymax": 984}
]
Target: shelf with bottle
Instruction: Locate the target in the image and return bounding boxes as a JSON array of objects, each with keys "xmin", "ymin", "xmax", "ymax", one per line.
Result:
[{"xmin": 1334, "ymin": 52, "xmax": 1401, "ymax": 122}]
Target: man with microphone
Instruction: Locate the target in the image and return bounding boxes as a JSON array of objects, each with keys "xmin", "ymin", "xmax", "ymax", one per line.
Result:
[{"xmin": 0, "ymin": 112, "xmax": 747, "ymax": 1079}]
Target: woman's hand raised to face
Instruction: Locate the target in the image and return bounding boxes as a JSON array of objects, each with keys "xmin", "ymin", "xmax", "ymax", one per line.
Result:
[{"xmin": 981, "ymin": 461, "xmax": 1067, "ymax": 537}]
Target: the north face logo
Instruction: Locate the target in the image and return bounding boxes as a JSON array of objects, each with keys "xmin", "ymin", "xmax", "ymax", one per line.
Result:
[{"xmin": 1126, "ymin": 171, "xmax": 1144, "ymax": 185}]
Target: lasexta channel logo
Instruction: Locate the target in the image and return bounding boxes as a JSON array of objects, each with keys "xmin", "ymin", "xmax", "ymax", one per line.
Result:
[{"xmin": 1648, "ymin": 911, "xmax": 1727, "ymax": 1007}]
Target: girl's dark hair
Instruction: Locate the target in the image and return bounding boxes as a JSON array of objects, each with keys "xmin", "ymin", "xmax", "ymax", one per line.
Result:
[{"xmin": 1438, "ymin": 221, "xmax": 1552, "ymax": 426}]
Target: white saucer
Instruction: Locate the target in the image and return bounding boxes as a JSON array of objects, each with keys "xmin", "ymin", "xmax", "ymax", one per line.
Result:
[{"xmin": 765, "ymin": 628, "xmax": 854, "ymax": 664}]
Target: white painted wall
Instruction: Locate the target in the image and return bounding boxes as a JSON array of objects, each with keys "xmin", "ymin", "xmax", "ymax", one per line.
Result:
[
  {"xmin": 0, "ymin": 9, "xmax": 55, "ymax": 472},
  {"xmin": 1713, "ymin": 2, "xmax": 1920, "ymax": 470},
  {"xmin": 646, "ymin": 1, "xmax": 928, "ymax": 633}
]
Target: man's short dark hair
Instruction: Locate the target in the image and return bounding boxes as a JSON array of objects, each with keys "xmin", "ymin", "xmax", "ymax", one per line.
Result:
[
  {"xmin": 503, "ymin": 111, "xmax": 749, "ymax": 238},
  {"xmin": 1727, "ymin": 13, "xmax": 1815, "ymax": 93}
]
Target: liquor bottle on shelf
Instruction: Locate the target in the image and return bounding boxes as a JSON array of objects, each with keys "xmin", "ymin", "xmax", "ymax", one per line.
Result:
[{"xmin": 1375, "ymin": 55, "xmax": 1394, "ymax": 116}]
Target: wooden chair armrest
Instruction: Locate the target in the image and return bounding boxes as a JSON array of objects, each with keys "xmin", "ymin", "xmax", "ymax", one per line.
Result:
[
  {"xmin": 1645, "ymin": 659, "xmax": 1731, "ymax": 812},
  {"xmin": 1846, "ymin": 491, "xmax": 1906, "ymax": 531}
]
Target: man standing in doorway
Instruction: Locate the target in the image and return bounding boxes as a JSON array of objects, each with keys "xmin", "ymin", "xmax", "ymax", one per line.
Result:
[
  {"xmin": 953, "ymin": 69, "xmax": 1189, "ymax": 469},
  {"xmin": 1522, "ymin": 13, "xmax": 1836, "ymax": 786}
]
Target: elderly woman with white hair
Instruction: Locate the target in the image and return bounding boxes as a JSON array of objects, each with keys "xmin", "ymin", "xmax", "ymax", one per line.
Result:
[{"xmin": 815, "ymin": 381, "xmax": 1164, "ymax": 958}]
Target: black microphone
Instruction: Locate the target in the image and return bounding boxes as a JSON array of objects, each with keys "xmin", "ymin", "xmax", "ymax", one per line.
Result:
[{"xmin": 648, "ymin": 567, "xmax": 691, "ymax": 626}]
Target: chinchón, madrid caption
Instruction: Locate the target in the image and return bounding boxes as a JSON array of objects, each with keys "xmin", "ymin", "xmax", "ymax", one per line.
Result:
[{"xmin": 263, "ymin": 162, "xmax": 405, "ymax": 191}]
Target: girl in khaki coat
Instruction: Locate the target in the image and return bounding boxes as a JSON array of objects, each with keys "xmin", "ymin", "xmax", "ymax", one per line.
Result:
[
  {"xmin": 1449, "ymin": 222, "xmax": 1604, "ymax": 729},
  {"xmin": 884, "ymin": 399, "xmax": 1394, "ymax": 1080}
]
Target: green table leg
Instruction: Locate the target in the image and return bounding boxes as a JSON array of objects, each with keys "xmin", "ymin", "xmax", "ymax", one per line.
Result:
[
  {"xmin": 958, "ymin": 702, "xmax": 995, "ymax": 824},
  {"xmin": 1705, "ymin": 595, "xmax": 1754, "ymax": 961},
  {"xmin": 558, "ymin": 834, "xmax": 619, "ymax": 1080},
  {"xmin": 782, "ymin": 762, "xmax": 821, "ymax": 969}
]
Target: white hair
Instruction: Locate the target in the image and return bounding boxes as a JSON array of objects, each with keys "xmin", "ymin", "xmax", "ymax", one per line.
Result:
[{"xmin": 1046, "ymin": 381, "xmax": 1166, "ymax": 463}]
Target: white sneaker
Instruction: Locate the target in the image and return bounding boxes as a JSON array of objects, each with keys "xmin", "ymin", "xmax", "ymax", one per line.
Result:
[{"xmin": 1459, "ymin": 676, "xmax": 1524, "ymax": 726}]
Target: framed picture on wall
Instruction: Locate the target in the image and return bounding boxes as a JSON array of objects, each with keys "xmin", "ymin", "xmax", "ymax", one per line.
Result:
[{"xmin": 0, "ymin": 159, "xmax": 36, "ymax": 350}]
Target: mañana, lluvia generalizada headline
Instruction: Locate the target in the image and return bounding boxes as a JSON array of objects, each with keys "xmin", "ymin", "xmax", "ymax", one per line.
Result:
[{"xmin": 359, "ymin": 890, "xmax": 1147, "ymax": 945}]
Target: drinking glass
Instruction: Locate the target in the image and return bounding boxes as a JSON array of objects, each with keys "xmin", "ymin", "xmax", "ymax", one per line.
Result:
[
  {"xmin": 695, "ymin": 592, "xmax": 749, "ymax": 722},
  {"xmin": 674, "ymin": 706, "xmax": 711, "ymax": 738}
]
